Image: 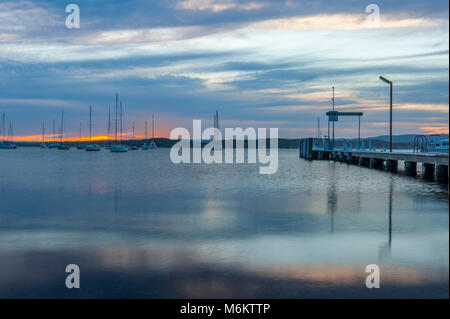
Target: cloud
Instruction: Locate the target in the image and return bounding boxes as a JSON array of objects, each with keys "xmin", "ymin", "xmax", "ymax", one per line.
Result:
[
  {"xmin": 0, "ymin": 0, "xmax": 447, "ymax": 138},
  {"xmin": 176, "ymin": 0, "xmax": 269, "ymax": 12}
]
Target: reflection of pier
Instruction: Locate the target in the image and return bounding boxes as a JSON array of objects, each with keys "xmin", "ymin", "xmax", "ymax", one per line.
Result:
[{"xmin": 299, "ymin": 137, "xmax": 449, "ymax": 182}]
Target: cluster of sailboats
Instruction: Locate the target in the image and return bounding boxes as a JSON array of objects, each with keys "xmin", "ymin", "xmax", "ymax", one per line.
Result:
[
  {"xmin": 0, "ymin": 113, "xmax": 17, "ymax": 149},
  {"xmin": 38, "ymin": 93, "xmax": 158, "ymax": 152}
]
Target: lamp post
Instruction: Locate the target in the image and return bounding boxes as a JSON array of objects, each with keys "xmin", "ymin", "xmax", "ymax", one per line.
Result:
[{"xmin": 379, "ymin": 76, "xmax": 393, "ymax": 152}]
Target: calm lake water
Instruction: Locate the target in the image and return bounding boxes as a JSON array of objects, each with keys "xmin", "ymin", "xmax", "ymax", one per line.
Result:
[{"xmin": 0, "ymin": 147, "xmax": 448, "ymax": 298}]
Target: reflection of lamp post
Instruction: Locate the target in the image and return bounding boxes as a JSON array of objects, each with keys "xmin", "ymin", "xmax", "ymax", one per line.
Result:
[
  {"xmin": 379, "ymin": 76, "xmax": 393, "ymax": 152},
  {"xmin": 332, "ymin": 86, "xmax": 335, "ymax": 147}
]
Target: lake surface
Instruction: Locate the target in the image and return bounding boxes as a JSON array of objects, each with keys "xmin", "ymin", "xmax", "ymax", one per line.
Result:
[{"xmin": 0, "ymin": 147, "xmax": 448, "ymax": 298}]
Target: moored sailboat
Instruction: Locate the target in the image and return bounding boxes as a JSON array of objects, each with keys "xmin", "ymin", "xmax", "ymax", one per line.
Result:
[
  {"xmin": 85, "ymin": 105, "xmax": 101, "ymax": 151},
  {"xmin": 57, "ymin": 111, "xmax": 70, "ymax": 150},
  {"xmin": 40, "ymin": 121, "xmax": 47, "ymax": 148},
  {"xmin": 149, "ymin": 114, "xmax": 157, "ymax": 149},
  {"xmin": 110, "ymin": 93, "xmax": 128, "ymax": 152}
]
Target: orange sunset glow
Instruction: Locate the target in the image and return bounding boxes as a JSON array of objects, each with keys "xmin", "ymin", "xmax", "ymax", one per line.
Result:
[{"xmin": 13, "ymin": 134, "xmax": 164, "ymax": 142}]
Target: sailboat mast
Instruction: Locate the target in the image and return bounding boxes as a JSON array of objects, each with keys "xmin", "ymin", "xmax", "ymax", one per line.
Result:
[
  {"xmin": 60, "ymin": 111, "xmax": 64, "ymax": 143},
  {"xmin": 145, "ymin": 120, "xmax": 148, "ymax": 140},
  {"xmin": 79, "ymin": 122, "xmax": 82, "ymax": 141},
  {"xmin": 120, "ymin": 101, "xmax": 123, "ymax": 141},
  {"xmin": 107, "ymin": 106, "xmax": 111, "ymax": 141},
  {"xmin": 132, "ymin": 120, "xmax": 135, "ymax": 140},
  {"xmin": 1, "ymin": 113, "xmax": 5, "ymax": 141},
  {"xmin": 115, "ymin": 93, "xmax": 118, "ymax": 143},
  {"xmin": 42, "ymin": 121, "xmax": 45, "ymax": 143},
  {"xmin": 152, "ymin": 114, "xmax": 154, "ymax": 139},
  {"xmin": 53, "ymin": 119, "xmax": 56, "ymax": 143},
  {"xmin": 89, "ymin": 105, "xmax": 92, "ymax": 143}
]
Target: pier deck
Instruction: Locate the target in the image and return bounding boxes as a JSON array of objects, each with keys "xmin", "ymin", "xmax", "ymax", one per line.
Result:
[
  {"xmin": 299, "ymin": 137, "xmax": 449, "ymax": 181},
  {"xmin": 348, "ymin": 150, "xmax": 448, "ymax": 166}
]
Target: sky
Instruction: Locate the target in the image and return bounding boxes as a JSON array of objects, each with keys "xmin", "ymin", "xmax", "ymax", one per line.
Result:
[{"xmin": 0, "ymin": 0, "xmax": 448, "ymax": 141}]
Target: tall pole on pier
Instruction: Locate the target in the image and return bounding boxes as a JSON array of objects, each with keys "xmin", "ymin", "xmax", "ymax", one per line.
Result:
[
  {"xmin": 379, "ymin": 76, "xmax": 393, "ymax": 152},
  {"xmin": 317, "ymin": 117, "xmax": 321, "ymax": 139},
  {"xmin": 332, "ymin": 86, "xmax": 335, "ymax": 147},
  {"xmin": 358, "ymin": 115, "xmax": 361, "ymax": 146}
]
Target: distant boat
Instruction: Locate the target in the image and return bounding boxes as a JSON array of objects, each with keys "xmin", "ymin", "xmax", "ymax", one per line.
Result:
[
  {"xmin": 85, "ymin": 105, "xmax": 101, "ymax": 151},
  {"xmin": 110, "ymin": 93, "xmax": 128, "ymax": 152},
  {"xmin": 0, "ymin": 143, "xmax": 16, "ymax": 149},
  {"xmin": 57, "ymin": 110, "xmax": 70, "ymax": 150},
  {"xmin": 110, "ymin": 144, "xmax": 128, "ymax": 152},
  {"xmin": 149, "ymin": 114, "xmax": 157, "ymax": 149}
]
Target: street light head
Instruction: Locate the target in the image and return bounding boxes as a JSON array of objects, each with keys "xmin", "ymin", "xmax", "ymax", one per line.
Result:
[{"xmin": 379, "ymin": 75, "xmax": 392, "ymax": 84}]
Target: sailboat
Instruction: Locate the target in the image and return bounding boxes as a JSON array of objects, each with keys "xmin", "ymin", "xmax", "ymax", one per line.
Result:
[
  {"xmin": 57, "ymin": 110, "xmax": 70, "ymax": 150},
  {"xmin": 40, "ymin": 121, "xmax": 47, "ymax": 148},
  {"xmin": 0, "ymin": 114, "xmax": 17, "ymax": 149},
  {"xmin": 129, "ymin": 120, "xmax": 138, "ymax": 150},
  {"xmin": 110, "ymin": 93, "xmax": 128, "ymax": 152},
  {"xmin": 106, "ymin": 106, "xmax": 111, "ymax": 149},
  {"xmin": 77, "ymin": 122, "xmax": 85, "ymax": 149},
  {"xmin": 85, "ymin": 105, "xmax": 101, "ymax": 151},
  {"xmin": 47, "ymin": 120, "xmax": 59, "ymax": 148},
  {"xmin": 0, "ymin": 113, "xmax": 16, "ymax": 149},
  {"xmin": 0, "ymin": 113, "xmax": 17, "ymax": 150},
  {"xmin": 142, "ymin": 120, "xmax": 149, "ymax": 150},
  {"xmin": 149, "ymin": 114, "xmax": 157, "ymax": 149}
]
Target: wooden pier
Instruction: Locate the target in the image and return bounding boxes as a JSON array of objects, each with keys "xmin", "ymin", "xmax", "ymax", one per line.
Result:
[{"xmin": 299, "ymin": 138, "xmax": 449, "ymax": 181}]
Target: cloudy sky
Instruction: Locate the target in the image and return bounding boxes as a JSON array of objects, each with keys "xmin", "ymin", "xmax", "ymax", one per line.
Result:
[{"xmin": 0, "ymin": 0, "xmax": 448, "ymax": 141}]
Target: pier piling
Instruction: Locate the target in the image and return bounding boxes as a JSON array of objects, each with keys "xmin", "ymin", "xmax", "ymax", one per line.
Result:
[
  {"xmin": 404, "ymin": 161, "xmax": 417, "ymax": 177},
  {"xmin": 423, "ymin": 163, "xmax": 435, "ymax": 180},
  {"xmin": 436, "ymin": 165, "xmax": 449, "ymax": 182},
  {"xmin": 385, "ymin": 160, "xmax": 398, "ymax": 172}
]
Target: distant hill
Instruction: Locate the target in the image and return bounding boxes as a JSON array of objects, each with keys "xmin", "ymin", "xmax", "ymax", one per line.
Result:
[{"xmin": 12, "ymin": 134, "xmax": 448, "ymax": 150}]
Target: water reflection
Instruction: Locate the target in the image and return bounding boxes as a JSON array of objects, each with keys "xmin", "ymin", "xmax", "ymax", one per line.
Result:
[
  {"xmin": 327, "ymin": 162, "xmax": 337, "ymax": 233},
  {"xmin": 0, "ymin": 148, "xmax": 448, "ymax": 298}
]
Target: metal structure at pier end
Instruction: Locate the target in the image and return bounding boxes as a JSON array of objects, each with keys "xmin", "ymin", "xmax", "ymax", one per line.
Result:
[{"xmin": 326, "ymin": 111, "xmax": 363, "ymax": 149}]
